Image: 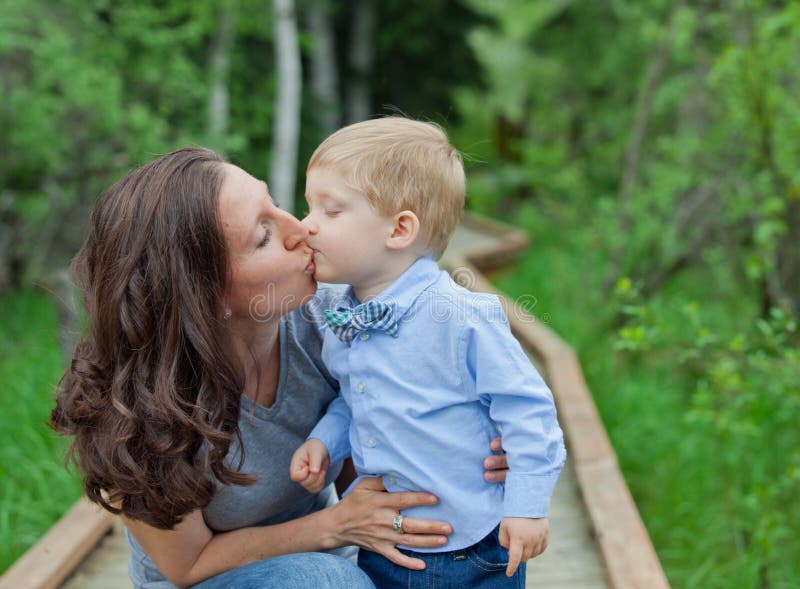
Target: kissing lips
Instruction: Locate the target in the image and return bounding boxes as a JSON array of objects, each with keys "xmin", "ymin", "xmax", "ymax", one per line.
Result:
[{"xmin": 304, "ymin": 252, "xmax": 316, "ymax": 274}]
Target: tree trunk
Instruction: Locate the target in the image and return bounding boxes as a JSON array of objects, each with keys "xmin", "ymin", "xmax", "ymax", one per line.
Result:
[
  {"xmin": 306, "ymin": 0, "xmax": 340, "ymax": 138},
  {"xmin": 269, "ymin": 0, "xmax": 303, "ymax": 213},
  {"xmin": 207, "ymin": 0, "xmax": 236, "ymax": 154},
  {"xmin": 345, "ymin": 0, "xmax": 375, "ymax": 124},
  {"xmin": 774, "ymin": 194, "xmax": 800, "ymax": 319},
  {"xmin": 0, "ymin": 190, "xmax": 15, "ymax": 292}
]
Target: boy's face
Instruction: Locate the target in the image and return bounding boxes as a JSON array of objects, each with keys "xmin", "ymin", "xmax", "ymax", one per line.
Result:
[{"xmin": 302, "ymin": 166, "xmax": 395, "ymax": 289}]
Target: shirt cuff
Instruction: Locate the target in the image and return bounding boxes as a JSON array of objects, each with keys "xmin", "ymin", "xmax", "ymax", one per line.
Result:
[
  {"xmin": 503, "ymin": 472, "xmax": 561, "ymax": 518},
  {"xmin": 308, "ymin": 423, "xmax": 350, "ymax": 464}
]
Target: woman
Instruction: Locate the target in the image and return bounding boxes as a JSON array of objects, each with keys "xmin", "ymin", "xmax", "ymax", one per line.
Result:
[{"xmin": 51, "ymin": 148, "xmax": 509, "ymax": 588}]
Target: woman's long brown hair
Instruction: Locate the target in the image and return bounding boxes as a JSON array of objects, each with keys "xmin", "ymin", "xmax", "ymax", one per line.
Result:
[{"xmin": 51, "ymin": 148, "xmax": 254, "ymax": 529}]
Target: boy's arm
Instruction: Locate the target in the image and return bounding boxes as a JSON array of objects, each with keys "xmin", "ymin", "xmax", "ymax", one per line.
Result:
[
  {"xmin": 308, "ymin": 395, "xmax": 352, "ymax": 464},
  {"xmin": 460, "ymin": 296, "xmax": 567, "ymax": 519}
]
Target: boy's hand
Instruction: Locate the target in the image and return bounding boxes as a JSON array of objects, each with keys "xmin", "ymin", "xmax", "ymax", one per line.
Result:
[
  {"xmin": 499, "ymin": 516, "xmax": 549, "ymax": 577},
  {"xmin": 289, "ymin": 438, "xmax": 330, "ymax": 493}
]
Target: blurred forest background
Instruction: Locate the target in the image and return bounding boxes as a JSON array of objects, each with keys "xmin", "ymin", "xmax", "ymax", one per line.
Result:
[{"xmin": 1, "ymin": 0, "xmax": 798, "ymax": 587}]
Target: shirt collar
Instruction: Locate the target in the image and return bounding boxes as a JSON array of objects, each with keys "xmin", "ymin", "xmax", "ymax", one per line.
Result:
[{"xmin": 346, "ymin": 256, "xmax": 440, "ymax": 322}]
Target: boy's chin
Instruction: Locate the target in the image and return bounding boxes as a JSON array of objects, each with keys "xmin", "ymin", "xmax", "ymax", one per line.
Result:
[
  {"xmin": 312, "ymin": 261, "xmax": 352, "ymax": 285},
  {"xmin": 312, "ymin": 268, "xmax": 339, "ymax": 284}
]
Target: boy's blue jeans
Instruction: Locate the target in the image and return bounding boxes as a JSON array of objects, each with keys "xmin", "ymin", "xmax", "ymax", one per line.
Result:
[{"xmin": 358, "ymin": 525, "xmax": 526, "ymax": 588}]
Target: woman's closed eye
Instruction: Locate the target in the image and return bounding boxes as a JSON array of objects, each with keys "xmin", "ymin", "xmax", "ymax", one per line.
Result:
[{"xmin": 257, "ymin": 228, "xmax": 272, "ymax": 248}]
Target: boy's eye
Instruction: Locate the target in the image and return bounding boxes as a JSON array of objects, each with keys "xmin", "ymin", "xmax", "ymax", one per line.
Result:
[
  {"xmin": 257, "ymin": 228, "xmax": 272, "ymax": 248},
  {"xmin": 325, "ymin": 210, "xmax": 341, "ymax": 217}
]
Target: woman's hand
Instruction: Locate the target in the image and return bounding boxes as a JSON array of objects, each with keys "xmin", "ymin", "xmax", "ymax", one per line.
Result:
[
  {"xmin": 484, "ymin": 436, "xmax": 509, "ymax": 483},
  {"xmin": 329, "ymin": 477, "xmax": 452, "ymax": 570}
]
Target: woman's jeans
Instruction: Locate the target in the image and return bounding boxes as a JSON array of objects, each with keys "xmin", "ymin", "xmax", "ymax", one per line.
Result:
[
  {"xmin": 190, "ymin": 552, "xmax": 375, "ymax": 589},
  {"xmin": 358, "ymin": 525, "xmax": 526, "ymax": 588}
]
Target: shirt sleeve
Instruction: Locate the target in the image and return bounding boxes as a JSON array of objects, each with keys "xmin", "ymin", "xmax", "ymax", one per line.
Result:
[
  {"xmin": 459, "ymin": 295, "xmax": 566, "ymax": 518},
  {"xmin": 308, "ymin": 395, "xmax": 352, "ymax": 464}
]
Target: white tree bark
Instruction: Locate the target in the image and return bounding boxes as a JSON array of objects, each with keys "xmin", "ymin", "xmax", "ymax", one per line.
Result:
[
  {"xmin": 306, "ymin": 0, "xmax": 340, "ymax": 137},
  {"xmin": 270, "ymin": 0, "xmax": 302, "ymax": 213},
  {"xmin": 345, "ymin": 0, "xmax": 375, "ymax": 124},
  {"xmin": 207, "ymin": 1, "xmax": 236, "ymax": 154}
]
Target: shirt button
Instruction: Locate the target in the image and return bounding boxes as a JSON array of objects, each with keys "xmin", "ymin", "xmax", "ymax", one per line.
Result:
[
  {"xmin": 387, "ymin": 475, "xmax": 397, "ymax": 485},
  {"xmin": 366, "ymin": 437, "xmax": 377, "ymax": 448},
  {"xmin": 356, "ymin": 382, "xmax": 366, "ymax": 393},
  {"xmin": 360, "ymin": 332, "xmax": 370, "ymax": 341}
]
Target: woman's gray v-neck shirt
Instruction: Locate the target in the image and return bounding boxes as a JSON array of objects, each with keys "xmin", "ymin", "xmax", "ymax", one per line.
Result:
[{"xmin": 126, "ymin": 286, "xmax": 351, "ymax": 588}]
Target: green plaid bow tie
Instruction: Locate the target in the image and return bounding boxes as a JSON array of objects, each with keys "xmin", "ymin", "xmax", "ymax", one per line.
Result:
[{"xmin": 324, "ymin": 300, "xmax": 398, "ymax": 345}]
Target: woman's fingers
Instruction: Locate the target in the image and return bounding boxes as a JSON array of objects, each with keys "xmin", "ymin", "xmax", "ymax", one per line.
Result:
[
  {"xmin": 356, "ymin": 476, "xmax": 387, "ymax": 492},
  {"xmin": 397, "ymin": 532, "xmax": 448, "ymax": 549},
  {"xmin": 484, "ymin": 469, "xmax": 506, "ymax": 483},
  {"xmin": 380, "ymin": 547, "xmax": 426, "ymax": 571},
  {"xmin": 394, "ymin": 516, "xmax": 451, "ymax": 537},
  {"xmin": 380, "ymin": 489, "xmax": 439, "ymax": 510},
  {"xmin": 484, "ymin": 438, "xmax": 509, "ymax": 483},
  {"xmin": 490, "ymin": 437, "xmax": 504, "ymax": 452}
]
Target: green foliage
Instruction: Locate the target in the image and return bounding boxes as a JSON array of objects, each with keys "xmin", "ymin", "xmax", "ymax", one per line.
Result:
[
  {"xmin": 459, "ymin": 0, "xmax": 800, "ymax": 586},
  {"xmin": 2, "ymin": 0, "xmax": 798, "ymax": 585},
  {"xmin": 0, "ymin": 291, "xmax": 81, "ymax": 573},
  {"xmin": 0, "ymin": 0, "xmax": 217, "ymax": 286},
  {"xmin": 613, "ymin": 282, "xmax": 800, "ymax": 586}
]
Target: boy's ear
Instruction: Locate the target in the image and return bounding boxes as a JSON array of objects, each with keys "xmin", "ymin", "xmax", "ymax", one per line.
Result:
[{"xmin": 385, "ymin": 210, "xmax": 420, "ymax": 251}]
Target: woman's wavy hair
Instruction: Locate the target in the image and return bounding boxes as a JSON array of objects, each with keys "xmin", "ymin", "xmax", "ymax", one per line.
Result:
[{"xmin": 51, "ymin": 147, "xmax": 254, "ymax": 529}]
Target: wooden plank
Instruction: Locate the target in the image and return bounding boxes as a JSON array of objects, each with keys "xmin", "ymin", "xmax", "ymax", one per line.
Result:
[
  {"xmin": 60, "ymin": 520, "xmax": 130, "ymax": 589},
  {"xmin": 575, "ymin": 460, "xmax": 671, "ymax": 589},
  {"xmin": 526, "ymin": 461, "xmax": 608, "ymax": 588},
  {"xmin": 442, "ymin": 214, "xmax": 529, "ymax": 272},
  {"xmin": 0, "ymin": 498, "xmax": 114, "ymax": 589}
]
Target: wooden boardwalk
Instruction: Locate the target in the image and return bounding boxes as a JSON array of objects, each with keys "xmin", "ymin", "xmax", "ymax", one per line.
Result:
[
  {"xmin": 1, "ymin": 214, "xmax": 667, "ymax": 589},
  {"xmin": 56, "ymin": 457, "xmax": 608, "ymax": 589}
]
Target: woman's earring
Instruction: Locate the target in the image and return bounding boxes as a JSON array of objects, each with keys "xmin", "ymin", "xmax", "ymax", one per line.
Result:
[{"xmin": 224, "ymin": 309, "xmax": 232, "ymax": 320}]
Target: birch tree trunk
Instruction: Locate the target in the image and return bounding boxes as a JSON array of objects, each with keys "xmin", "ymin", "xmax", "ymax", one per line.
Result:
[
  {"xmin": 345, "ymin": 0, "xmax": 375, "ymax": 124},
  {"xmin": 270, "ymin": 0, "xmax": 302, "ymax": 213},
  {"xmin": 207, "ymin": 0, "xmax": 236, "ymax": 154},
  {"xmin": 306, "ymin": 0, "xmax": 340, "ymax": 137}
]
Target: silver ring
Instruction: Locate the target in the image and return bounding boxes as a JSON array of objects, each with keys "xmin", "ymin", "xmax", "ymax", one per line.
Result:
[{"xmin": 392, "ymin": 514, "xmax": 405, "ymax": 533}]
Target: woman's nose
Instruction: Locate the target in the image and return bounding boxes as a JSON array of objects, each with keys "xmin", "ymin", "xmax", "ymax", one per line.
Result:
[
  {"xmin": 279, "ymin": 210, "xmax": 310, "ymax": 250},
  {"xmin": 300, "ymin": 213, "xmax": 317, "ymax": 235}
]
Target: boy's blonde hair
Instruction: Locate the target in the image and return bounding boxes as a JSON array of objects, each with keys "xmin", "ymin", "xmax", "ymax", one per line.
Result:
[{"xmin": 307, "ymin": 117, "xmax": 465, "ymax": 259}]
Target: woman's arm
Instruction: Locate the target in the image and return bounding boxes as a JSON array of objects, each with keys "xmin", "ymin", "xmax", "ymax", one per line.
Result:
[{"xmin": 124, "ymin": 478, "xmax": 451, "ymax": 588}]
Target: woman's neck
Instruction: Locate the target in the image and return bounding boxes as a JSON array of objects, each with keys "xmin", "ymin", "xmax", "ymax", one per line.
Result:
[{"xmin": 228, "ymin": 319, "xmax": 282, "ymax": 407}]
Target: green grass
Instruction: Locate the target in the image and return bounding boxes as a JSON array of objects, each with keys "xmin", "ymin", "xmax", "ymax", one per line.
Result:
[
  {"xmin": 492, "ymin": 202, "xmax": 799, "ymax": 589},
  {"xmin": 0, "ymin": 290, "xmax": 81, "ymax": 574}
]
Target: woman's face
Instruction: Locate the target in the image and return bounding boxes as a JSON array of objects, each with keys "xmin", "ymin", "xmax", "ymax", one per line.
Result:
[{"xmin": 218, "ymin": 164, "xmax": 316, "ymax": 323}]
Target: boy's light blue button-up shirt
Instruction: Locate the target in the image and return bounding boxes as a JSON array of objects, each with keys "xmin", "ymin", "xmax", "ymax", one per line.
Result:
[{"xmin": 309, "ymin": 256, "xmax": 566, "ymax": 552}]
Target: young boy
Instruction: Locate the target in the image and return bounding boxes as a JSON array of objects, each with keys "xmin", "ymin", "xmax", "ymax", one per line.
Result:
[{"xmin": 290, "ymin": 117, "xmax": 566, "ymax": 587}]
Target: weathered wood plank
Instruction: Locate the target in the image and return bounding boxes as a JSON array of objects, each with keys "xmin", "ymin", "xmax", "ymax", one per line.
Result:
[
  {"xmin": 527, "ymin": 461, "xmax": 608, "ymax": 588},
  {"xmin": 0, "ymin": 499, "xmax": 114, "ymax": 589},
  {"xmin": 60, "ymin": 520, "xmax": 130, "ymax": 589}
]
